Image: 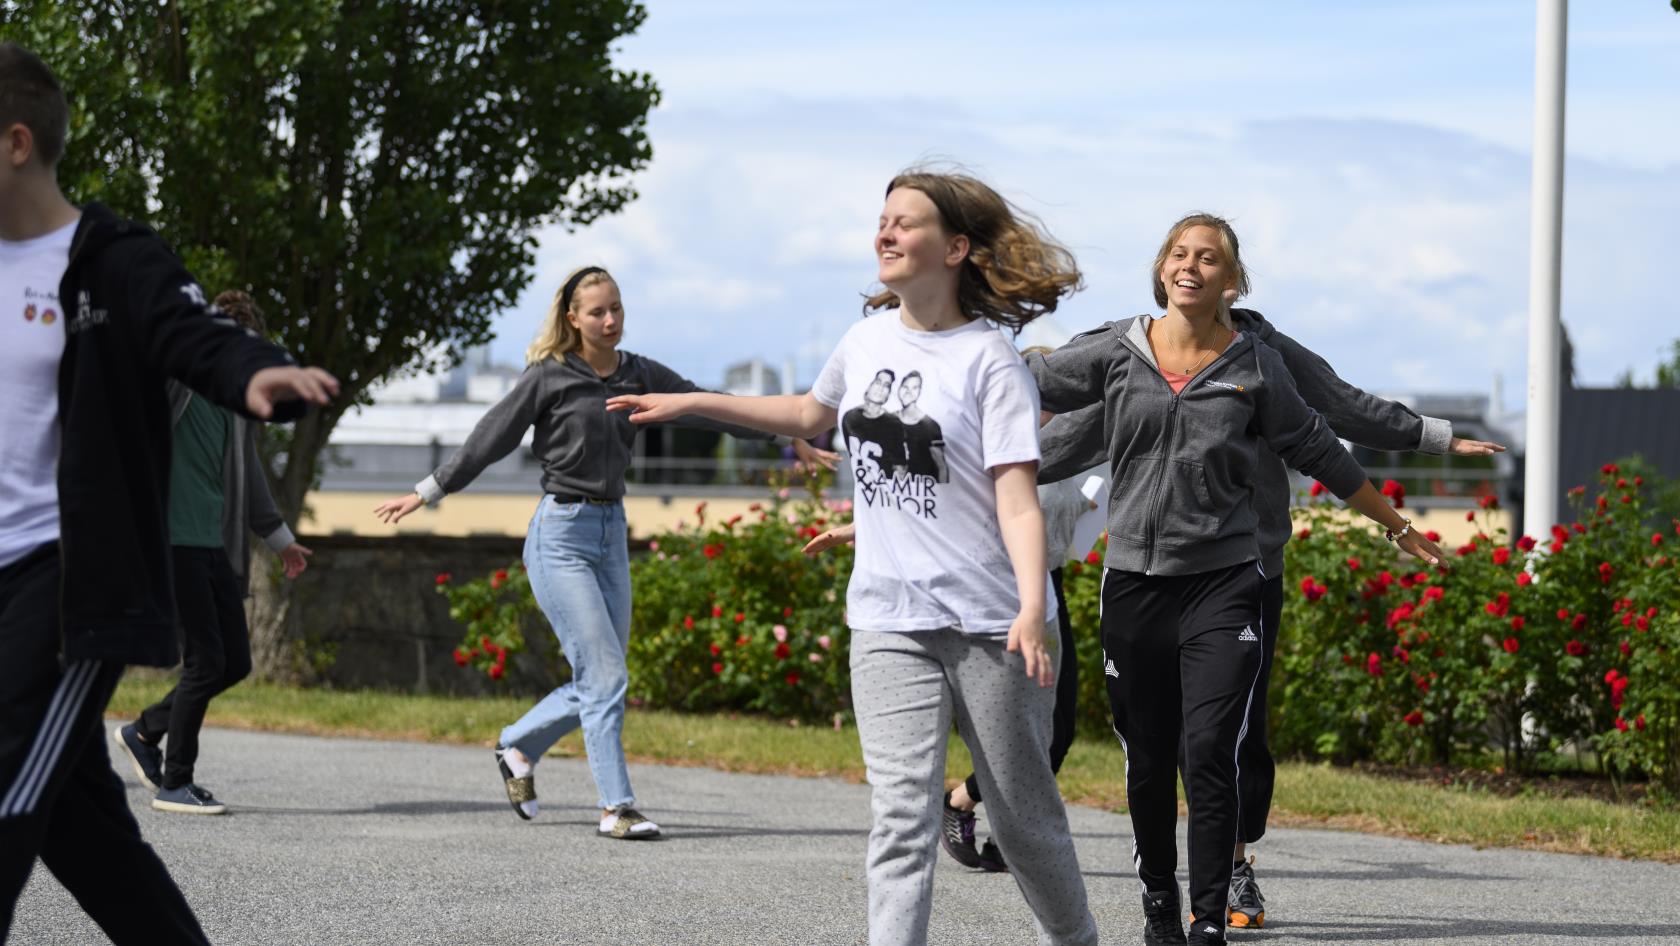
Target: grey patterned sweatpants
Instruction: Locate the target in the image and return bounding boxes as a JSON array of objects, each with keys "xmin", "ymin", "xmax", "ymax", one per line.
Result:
[{"xmin": 850, "ymin": 628, "xmax": 1099, "ymax": 946}]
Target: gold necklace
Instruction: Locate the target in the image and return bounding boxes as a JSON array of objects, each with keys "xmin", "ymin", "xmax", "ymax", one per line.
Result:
[{"xmin": 1182, "ymin": 347, "xmax": 1213, "ymax": 375}]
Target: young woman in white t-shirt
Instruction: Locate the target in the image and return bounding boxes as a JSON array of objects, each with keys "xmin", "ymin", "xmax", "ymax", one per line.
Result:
[{"xmin": 607, "ymin": 169, "xmax": 1098, "ymax": 946}]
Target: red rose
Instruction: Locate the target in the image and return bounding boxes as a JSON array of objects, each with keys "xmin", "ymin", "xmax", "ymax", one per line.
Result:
[
  {"xmin": 1366, "ymin": 653, "xmax": 1384, "ymax": 676},
  {"xmin": 1425, "ymin": 530, "xmax": 1442, "ymax": 542},
  {"xmin": 726, "ymin": 514, "xmax": 743, "ymax": 528},
  {"xmin": 1648, "ymin": 606, "xmax": 1660, "ymax": 618},
  {"xmin": 1573, "ymin": 523, "xmax": 1587, "ymax": 534},
  {"xmin": 712, "ymin": 662, "xmax": 724, "ymax": 675},
  {"xmin": 1572, "ymin": 614, "xmax": 1588, "ymax": 632},
  {"xmin": 1605, "ymin": 668, "xmax": 1621, "ymax": 684},
  {"xmin": 1516, "ymin": 572, "xmax": 1533, "ymax": 586},
  {"xmin": 734, "ymin": 612, "xmax": 746, "ymax": 623},
  {"xmin": 1478, "ymin": 493, "xmax": 1498, "ymax": 510},
  {"xmin": 1346, "ymin": 557, "xmax": 1361, "ymax": 571},
  {"xmin": 435, "ymin": 572, "xmax": 452, "ymax": 585},
  {"xmin": 1087, "ymin": 550, "xmax": 1101, "ymax": 565},
  {"xmin": 1403, "ymin": 710, "xmax": 1424, "ymax": 727},
  {"xmin": 736, "ymin": 635, "xmax": 750, "ymax": 646},
  {"xmin": 1623, "ymin": 613, "xmax": 1635, "ymax": 627},
  {"xmin": 1297, "ymin": 528, "xmax": 1312, "ymax": 540},
  {"xmin": 785, "ymin": 672, "xmax": 801, "ymax": 686},
  {"xmin": 1423, "ymin": 586, "xmax": 1444, "ymax": 602},
  {"xmin": 1309, "ymin": 481, "xmax": 1327, "ymax": 497},
  {"xmin": 453, "ymin": 648, "xmax": 469, "ymax": 666},
  {"xmin": 1492, "ymin": 547, "xmax": 1511, "ymax": 565},
  {"xmin": 1597, "ymin": 496, "xmax": 1609, "ymax": 511},
  {"xmin": 1655, "ymin": 533, "xmax": 1666, "ymax": 547},
  {"xmin": 1636, "ymin": 616, "xmax": 1650, "ymax": 632},
  {"xmin": 494, "ymin": 569, "xmax": 509, "ymax": 583},
  {"xmin": 703, "ymin": 544, "xmax": 720, "ymax": 560},
  {"xmin": 1502, "ymin": 637, "xmax": 1520, "ymax": 654},
  {"xmin": 488, "ymin": 663, "xmax": 504, "ymax": 681},
  {"xmin": 1636, "ymin": 715, "xmax": 1647, "ymax": 731},
  {"xmin": 1621, "ymin": 640, "xmax": 1632, "ymax": 656},
  {"xmin": 1517, "ymin": 536, "xmax": 1537, "ymax": 552},
  {"xmin": 709, "ymin": 643, "xmax": 722, "ymax": 656},
  {"xmin": 774, "ymin": 642, "xmax": 791, "ymax": 660},
  {"xmin": 1615, "ymin": 717, "xmax": 1629, "ymax": 732},
  {"xmin": 1636, "ymin": 476, "xmax": 1645, "ymax": 487},
  {"xmin": 1616, "ymin": 478, "xmax": 1628, "ymax": 489},
  {"xmin": 712, "ymin": 605, "xmax": 724, "ymax": 618},
  {"xmin": 1565, "ymin": 639, "xmax": 1587, "ymax": 657},
  {"xmin": 480, "ymin": 635, "xmax": 492, "ymax": 651},
  {"xmin": 1556, "ymin": 608, "xmax": 1570, "ymax": 620},
  {"xmin": 1510, "ymin": 616, "xmax": 1525, "ymax": 631},
  {"xmin": 684, "ymin": 616, "xmax": 695, "ymax": 630},
  {"xmin": 1620, "ymin": 494, "xmax": 1632, "ymax": 505},
  {"xmin": 1601, "ymin": 463, "xmax": 1619, "ymax": 475},
  {"xmin": 783, "ymin": 606, "xmax": 794, "ymax": 618},
  {"xmin": 1465, "ymin": 511, "xmax": 1476, "ymax": 522}
]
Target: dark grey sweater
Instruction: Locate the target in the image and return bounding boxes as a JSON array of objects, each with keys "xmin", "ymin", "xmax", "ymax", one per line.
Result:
[
  {"xmin": 1028, "ymin": 315, "xmax": 1369, "ymax": 577},
  {"xmin": 1038, "ymin": 309, "xmax": 1450, "ymax": 576},
  {"xmin": 417, "ymin": 350, "xmax": 771, "ymax": 503}
]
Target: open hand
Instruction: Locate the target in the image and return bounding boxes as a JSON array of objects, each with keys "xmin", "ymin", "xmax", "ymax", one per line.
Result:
[
  {"xmin": 246, "ymin": 366, "xmax": 338, "ymax": 419},
  {"xmin": 1449, "ymin": 436, "xmax": 1507, "ymax": 456},
  {"xmin": 279, "ymin": 542, "xmax": 312, "ymax": 579},
  {"xmin": 374, "ymin": 493, "xmax": 425, "ymax": 524},
  {"xmin": 1396, "ymin": 529, "xmax": 1446, "ymax": 567},
  {"xmin": 605, "ymin": 392, "xmax": 692, "ymax": 424},
  {"xmin": 1006, "ymin": 612, "xmax": 1055, "ymax": 688},
  {"xmin": 793, "ymin": 438, "xmax": 840, "ymax": 471},
  {"xmin": 802, "ymin": 523, "xmax": 855, "ymax": 556}
]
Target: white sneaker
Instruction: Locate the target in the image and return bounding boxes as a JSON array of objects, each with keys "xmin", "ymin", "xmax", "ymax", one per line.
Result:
[{"xmin": 599, "ymin": 806, "xmax": 660, "ymax": 839}]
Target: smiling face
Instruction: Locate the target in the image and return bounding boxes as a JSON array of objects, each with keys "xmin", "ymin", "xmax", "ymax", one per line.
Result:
[
  {"xmin": 1158, "ymin": 225, "xmax": 1237, "ymax": 312},
  {"xmin": 864, "ymin": 369, "xmax": 894, "ymax": 407},
  {"xmin": 567, "ymin": 280, "xmax": 624, "ymax": 351},
  {"xmin": 897, "ymin": 372, "xmax": 922, "ymax": 408},
  {"xmin": 875, "ymin": 186, "xmax": 966, "ymax": 294}
]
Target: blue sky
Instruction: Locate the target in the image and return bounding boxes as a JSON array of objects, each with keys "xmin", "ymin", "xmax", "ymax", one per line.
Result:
[{"xmin": 479, "ymin": 1, "xmax": 1680, "ymax": 413}]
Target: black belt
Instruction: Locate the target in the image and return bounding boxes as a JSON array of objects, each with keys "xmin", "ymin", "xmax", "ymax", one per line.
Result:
[{"xmin": 549, "ymin": 493, "xmax": 620, "ymax": 506}]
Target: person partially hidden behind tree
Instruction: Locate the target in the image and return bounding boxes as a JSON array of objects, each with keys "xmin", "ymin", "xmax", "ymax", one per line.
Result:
[
  {"xmin": 0, "ymin": 42, "xmax": 336, "ymax": 943},
  {"xmin": 114, "ymin": 290, "xmax": 314, "ymax": 816}
]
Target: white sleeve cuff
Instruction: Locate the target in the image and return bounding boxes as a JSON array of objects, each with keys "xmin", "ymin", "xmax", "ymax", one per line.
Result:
[
  {"xmin": 263, "ymin": 524, "xmax": 297, "ymax": 553},
  {"xmin": 416, "ymin": 474, "xmax": 446, "ymax": 506},
  {"xmin": 1419, "ymin": 416, "xmax": 1452, "ymax": 455}
]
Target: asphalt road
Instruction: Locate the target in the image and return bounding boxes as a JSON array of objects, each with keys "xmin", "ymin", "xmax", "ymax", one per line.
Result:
[{"xmin": 12, "ymin": 727, "xmax": 1680, "ymax": 945}]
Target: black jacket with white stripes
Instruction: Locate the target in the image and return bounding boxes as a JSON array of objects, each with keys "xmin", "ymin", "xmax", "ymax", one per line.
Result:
[{"xmin": 55, "ymin": 203, "xmax": 307, "ymax": 667}]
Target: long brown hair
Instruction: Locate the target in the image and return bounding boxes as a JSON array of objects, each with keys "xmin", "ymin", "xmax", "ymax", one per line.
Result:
[
  {"xmin": 865, "ymin": 168, "xmax": 1082, "ymax": 333},
  {"xmin": 527, "ymin": 267, "xmax": 616, "ymax": 364},
  {"xmin": 1151, "ymin": 213, "xmax": 1250, "ymax": 329}
]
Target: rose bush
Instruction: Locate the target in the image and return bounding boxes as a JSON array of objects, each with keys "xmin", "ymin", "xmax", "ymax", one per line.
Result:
[{"xmin": 439, "ymin": 456, "xmax": 1679, "ymax": 795}]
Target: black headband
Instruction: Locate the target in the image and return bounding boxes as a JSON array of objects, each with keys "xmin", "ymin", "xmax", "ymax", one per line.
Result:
[{"xmin": 560, "ymin": 266, "xmax": 608, "ymax": 316}]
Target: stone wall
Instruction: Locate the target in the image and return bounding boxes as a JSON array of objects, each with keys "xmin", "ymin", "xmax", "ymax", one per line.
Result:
[{"xmin": 275, "ymin": 534, "xmax": 566, "ymax": 696}]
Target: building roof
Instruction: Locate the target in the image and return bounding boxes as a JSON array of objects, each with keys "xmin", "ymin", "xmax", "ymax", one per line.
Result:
[{"xmin": 1557, "ymin": 387, "xmax": 1680, "ymax": 521}]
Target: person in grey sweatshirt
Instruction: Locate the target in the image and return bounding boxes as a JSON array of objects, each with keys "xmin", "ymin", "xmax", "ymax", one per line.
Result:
[
  {"xmin": 1036, "ymin": 311, "xmax": 1504, "ymax": 930},
  {"xmin": 373, "ymin": 265, "xmax": 824, "ymax": 841},
  {"xmin": 1026, "ymin": 213, "xmax": 1445, "ymax": 946}
]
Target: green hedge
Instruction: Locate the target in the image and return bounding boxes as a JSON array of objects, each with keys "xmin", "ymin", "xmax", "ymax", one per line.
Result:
[{"xmin": 440, "ymin": 461, "xmax": 1680, "ymax": 796}]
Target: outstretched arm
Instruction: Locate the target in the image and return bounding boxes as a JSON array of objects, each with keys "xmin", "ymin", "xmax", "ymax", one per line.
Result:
[{"xmin": 607, "ymin": 391, "xmax": 837, "ymax": 440}]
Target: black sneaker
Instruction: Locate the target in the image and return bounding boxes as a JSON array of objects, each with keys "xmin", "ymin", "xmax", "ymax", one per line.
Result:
[
  {"xmin": 152, "ymin": 783, "xmax": 227, "ymax": 815},
  {"xmin": 1187, "ymin": 916, "xmax": 1227, "ymax": 946},
  {"xmin": 939, "ymin": 791, "xmax": 983, "ymax": 868},
  {"xmin": 1142, "ymin": 889, "xmax": 1187, "ymax": 945},
  {"xmin": 976, "ymin": 837, "xmax": 1008, "ymax": 873},
  {"xmin": 113, "ymin": 724, "xmax": 162, "ymax": 791},
  {"xmin": 1228, "ymin": 855, "xmax": 1266, "ymax": 929}
]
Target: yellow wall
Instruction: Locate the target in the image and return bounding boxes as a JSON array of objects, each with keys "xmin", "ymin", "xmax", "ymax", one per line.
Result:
[
  {"xmin": 308, "ymin": 488, "xmax": 1511, "ymax": 548},
  {"xmin": 304, "ymin": 491, "xmax": 770, "ymax": 540}
]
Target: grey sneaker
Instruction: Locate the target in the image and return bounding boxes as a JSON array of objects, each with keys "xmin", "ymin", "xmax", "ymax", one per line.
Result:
[
  {"xmin": 152, "ymin": 784, "xmax": 227, "ymax": 815},
  {"xmin": 1228, "ymin": 855, "xmax": 1265, "ymax": 929},
  {"xmin": 113, "ymin": 724, "xmax": 162, "ymax": 791},
  {"xmin": 598, "ymin": 806, "xmax": 659, "ymax": 839},
  {"xmin": 1142, "ymin": 888, "xmax": 1187, "ymax": 945}
]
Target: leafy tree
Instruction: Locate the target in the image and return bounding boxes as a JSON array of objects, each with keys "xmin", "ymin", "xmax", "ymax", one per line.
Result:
[{"xmin": 3, "ymin": 0, "xmax": 659, "ymax": 673}]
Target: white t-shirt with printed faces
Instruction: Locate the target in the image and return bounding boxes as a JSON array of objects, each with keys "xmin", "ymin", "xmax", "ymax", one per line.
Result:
[
  {"xmin": 0, "ymin": 218, "xmax": 76, "ymax": 568},
  {"xmin": 813, "ymin": 312, "xmax": 1053, "ymax": 636}
]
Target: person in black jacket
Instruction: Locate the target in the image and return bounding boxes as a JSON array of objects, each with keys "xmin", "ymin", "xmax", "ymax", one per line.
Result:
[
  {"xmin": 114, "ymin": 291, "xmax": 314, "ymax": 817},
  {"xmin": 0, "ymin": 43, "xmax": 336, "ymax": 944}
]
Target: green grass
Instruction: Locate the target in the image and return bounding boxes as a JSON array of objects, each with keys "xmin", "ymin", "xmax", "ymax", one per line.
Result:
[{"xmin": 109, "ymin": 676, "xmax": 1680, "ymax": 862}]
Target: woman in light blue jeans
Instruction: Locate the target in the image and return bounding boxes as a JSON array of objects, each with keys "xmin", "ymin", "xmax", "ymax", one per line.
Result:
[{"xmin": 376, "ymin": 265, "xmax": 830, "ymax": 839}]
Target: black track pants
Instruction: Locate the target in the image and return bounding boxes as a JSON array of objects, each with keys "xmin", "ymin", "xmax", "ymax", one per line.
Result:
[
  {"xmin": 1237, "ymin": 574, "xmax": 1283, "ymax": 845},
  {"xmin": 1102, "ymin": 561, "xmax": 1264, "ymax": 934},
  {"xmin": 135, "ymin": 546, "xmax": 252, "ymax": 790},
  {"xmin": 0, "ymin": 544, "xmax": 209, "ymax": 945},
  {"xmin": 964, "ymin": 566, "xmax": 1078, "ymax": 804}
]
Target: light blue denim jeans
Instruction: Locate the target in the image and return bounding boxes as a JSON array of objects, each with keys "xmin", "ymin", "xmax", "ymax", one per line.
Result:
[{"xmin": 500, "ymin": 496, "xmax": 634, "ymax": 810}]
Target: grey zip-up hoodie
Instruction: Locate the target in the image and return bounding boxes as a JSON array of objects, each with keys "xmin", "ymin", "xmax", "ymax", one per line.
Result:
[
  {"xmin": 417, "ymin": 350, "xmax": 771, "ymax": 504},
  {"xmin": 1027, "ymin": 315, "xmax": 1369, "ymax": 577},
  {"xmin": 1039, "ymin": 309, "xmax": 1451, "ymax": 577},
  {"xmin": 167, "ymin": 381, "xmax": 296, "ymax": 593}
]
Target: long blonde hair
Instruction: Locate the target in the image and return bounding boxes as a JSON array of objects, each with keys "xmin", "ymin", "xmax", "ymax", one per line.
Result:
[
  {"xmin": 526, "ymin": 266, "xmax": 616, "ymax": 364},
  {"xmin": 865, "ymin": 168, "xmax": 1082, "ymax": 334},
  {"xmin": 1151, "ymin": 213, "xmax": 1249, "ymax": 330}
]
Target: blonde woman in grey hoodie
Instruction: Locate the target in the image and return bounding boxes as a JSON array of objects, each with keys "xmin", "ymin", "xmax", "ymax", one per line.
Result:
[{"xmin": 1026, "ymin": 213, "xmax": 1445, "ymax": 946}]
